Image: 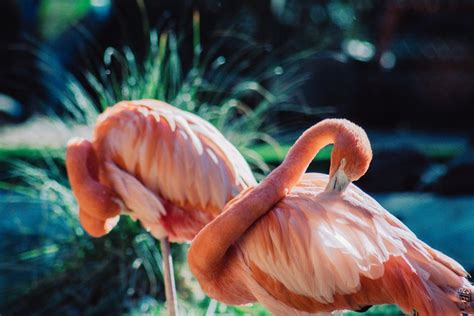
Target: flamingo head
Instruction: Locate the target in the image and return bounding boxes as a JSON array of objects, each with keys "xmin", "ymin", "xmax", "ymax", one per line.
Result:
[{"xmin": 326, "ymin": 122, "xmax": 372, "ymax": 192}]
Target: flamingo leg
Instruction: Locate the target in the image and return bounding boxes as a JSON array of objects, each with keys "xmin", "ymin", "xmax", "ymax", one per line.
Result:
[{"xmin": 160, "ymin": 237, "xmax": 178, "ymax": 316}]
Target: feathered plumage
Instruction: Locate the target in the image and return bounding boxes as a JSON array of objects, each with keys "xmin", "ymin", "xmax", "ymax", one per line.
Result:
[{"xmin": 67, "ymin": 99, "xmax": 256, "ymax": 241}]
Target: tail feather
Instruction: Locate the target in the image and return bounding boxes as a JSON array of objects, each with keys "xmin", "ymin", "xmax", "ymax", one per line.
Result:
[
  {"xmin": 427, "ymin": 247, "xmax": 468, "ymax": 277},
  {"xmin": 379, "ymin": 255, "xmax": 464, "ymax": 315},
  {"xmin": 398, "ymin": 242, "xmax": 474, "ymax": 315}
]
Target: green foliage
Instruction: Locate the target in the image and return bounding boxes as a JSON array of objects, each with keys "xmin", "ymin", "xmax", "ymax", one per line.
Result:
[
  {"xmin": 346, "ymin": 304, "xmax": 404, "ymax": 315},
  {"xmin": 253, "ymin": 143, "xmax": 333, "ymax": 163},
  {"xmin": 1, "ymin": 158, "xmax": 173, "ymax": 314},
  {"xmin": 39, "ymin": 0, "xmax": 92, "ymax": 39}
]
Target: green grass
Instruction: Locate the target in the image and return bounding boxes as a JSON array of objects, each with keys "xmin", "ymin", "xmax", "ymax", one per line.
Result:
[
  {"xmin": 253, "ymin": 143, "xmax": 333, "ymax": 163},
  {"xmin": 127, "ymin": 299, "xmax": 403, "ymax": 315},
  {"xmin": 0, "ymin": 146, "xmax": 65, "ymax": 160},
  {"xmin": 142, "ymin": 300, "xmax": 272, "ymax": 316},
  {"xmin": 252, "ymin": 141, "xmax": 463, "ymax": 163},
  {"xmin": 345, "ymin": 304, "xmax": 404, "ymax": 315},
  {"xmin": 143, "ymin": 302, "xmax": 402, "ymax": 315}
]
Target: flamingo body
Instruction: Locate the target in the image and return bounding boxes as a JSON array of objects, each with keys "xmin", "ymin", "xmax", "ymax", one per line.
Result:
[
  {"xmin": 66, "ymin": 99, "xmax": 256, "ymax": 241},
  {"xmin": 235, "ymin": 173, "xmax": 471, "ymax": 315},
  {"xmin": 188, "ymin": 119, "xmax": 474, "ymax": 315}
]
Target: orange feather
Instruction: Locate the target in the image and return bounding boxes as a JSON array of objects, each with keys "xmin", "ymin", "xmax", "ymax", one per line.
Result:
[{"xmin": 66, "ymin": 99, "xmax": 256, "ymax": 241}]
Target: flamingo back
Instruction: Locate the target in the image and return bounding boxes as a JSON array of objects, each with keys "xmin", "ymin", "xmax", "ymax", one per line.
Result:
[
  {"xmin": 92, "ymin": 100, "xmax": 256, "ymax": 240},
  {"xmin": 237, "ymin": 173, "xmax": 471, "ymax": 315}
]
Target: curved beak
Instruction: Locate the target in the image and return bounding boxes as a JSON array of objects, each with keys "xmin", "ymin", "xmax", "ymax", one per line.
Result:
[{"xmin": 325, "ymin": 158, "xmax": 350, "ymax": 192}]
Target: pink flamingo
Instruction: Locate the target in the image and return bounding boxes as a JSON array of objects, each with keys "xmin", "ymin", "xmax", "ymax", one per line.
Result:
[
  {"xmin": 65, "ymin": 99, "xmax": 256, "ymax": 315},
  {"xmin": 189, "ymin": 119, "xmax": 474, "ymax": 315}
]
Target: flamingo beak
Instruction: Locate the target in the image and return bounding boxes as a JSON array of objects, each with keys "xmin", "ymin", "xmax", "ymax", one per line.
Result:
[
  {"xmin": 104, "ymin": 215, "xmax": 120, "ymax": 233},
  {"xmin": 325, "ymin": 158, "xmax": 350, "ymax": 192}
]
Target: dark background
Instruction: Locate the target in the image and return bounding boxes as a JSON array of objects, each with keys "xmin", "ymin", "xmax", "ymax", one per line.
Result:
[{"xmin": 2, "ymin": 0, "xmax": 474, "ymax": 132}]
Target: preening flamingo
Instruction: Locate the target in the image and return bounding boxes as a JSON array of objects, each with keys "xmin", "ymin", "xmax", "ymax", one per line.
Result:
[
  {"xmin": 189, "ymin": 119, "xmax": 474, "ymax": 315},
  {"xmin": 65, "ymin": 99, "xmax": 256, "ymax": 315}
]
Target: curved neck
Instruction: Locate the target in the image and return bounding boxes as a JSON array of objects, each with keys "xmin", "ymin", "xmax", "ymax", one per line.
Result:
[
  {"xmin": 263, "ymin": 119, "xmax": 339, "ymax": 193},
  {"xmin": 188, "ymin": 120, "xmax": 342, "ymax": 279},
  {"xmin": 66, "ymin": 138, "xmax": 122, "ymax": 237}
]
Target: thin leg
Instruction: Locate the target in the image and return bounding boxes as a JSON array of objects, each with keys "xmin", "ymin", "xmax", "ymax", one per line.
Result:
[
  {"xmin": 206, "ymin": 299, "xmax": 218, "ymax": 316},
  {"xmin": 160, "ymin": 237, "xmax": 178, "ymax": 316}
]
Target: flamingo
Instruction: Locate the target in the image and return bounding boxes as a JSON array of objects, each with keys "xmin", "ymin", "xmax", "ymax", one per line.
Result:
[
  {"xmin": 65, "ymin": 99, "xmax": 256, "ymax": 315},
  {"xmin": 188, "ymin": 119, "xmax": 474, "ymax": 315}
]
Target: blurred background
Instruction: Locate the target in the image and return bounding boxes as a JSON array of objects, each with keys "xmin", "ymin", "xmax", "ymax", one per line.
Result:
[{"xmin": 1, "ymin": 0, "xmax": 473, "ymax": 315}]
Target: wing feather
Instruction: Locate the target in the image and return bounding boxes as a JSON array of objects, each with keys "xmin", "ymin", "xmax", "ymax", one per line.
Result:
[
  {"xmin": 94, "ymin": 100, "xmax": 256, "ymax": 222},
  {"xmin": 104, "ymin": 161, "xmax": 165, "ymax": 222},
  {"xmin": 238, "ymin": 173, "xmax": 467, "ymax": 307}
]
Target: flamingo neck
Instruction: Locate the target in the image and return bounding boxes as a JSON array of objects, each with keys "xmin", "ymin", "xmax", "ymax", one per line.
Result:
[
  {"xmin": 189, "ymin": 120, "xmax": 351, "ymax": 279},
  {"xmin": 262, "ymin": 119, "xmax": 341, "ymax": 195}
]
